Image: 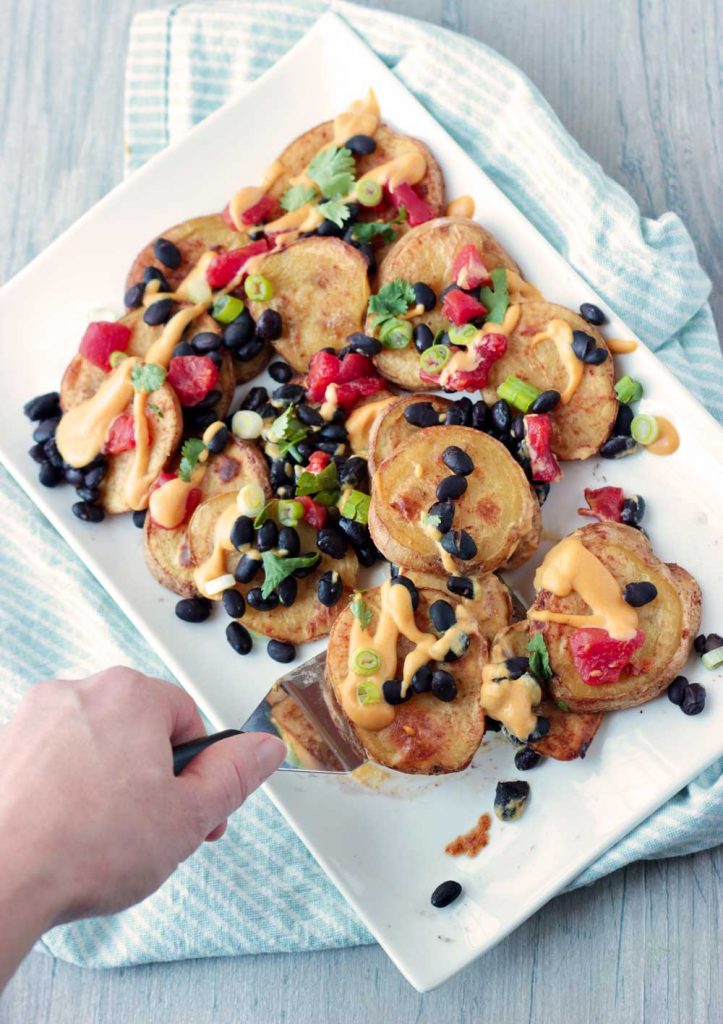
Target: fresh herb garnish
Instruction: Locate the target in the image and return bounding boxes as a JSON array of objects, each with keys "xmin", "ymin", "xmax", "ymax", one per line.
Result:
[
  {"xmin": 131, "ymin": 362, "xmax": 166, "ymax": 394},
  {"xmin": 260, "ymin": 550, "xmax": 320, "ymax": 599},
  {"xmin": 267, "ymin": 406, "xmax": 308, "ymax": 458},
  {"xmin": 368, "ymin": 278, "xmax": 416, "ymax": 330},
  {"xmin": 254, "ymin": 500, "xmax": 276, "ymax": 529},
  {"xmin": 295, "ymin": 462, "xmax": 339, "ymax": 497},
  {"xmin": 179, "ymin": 437, "xmax": 206, "ymax": 482},
  {"xmin": 317, "ymin": 199, "xmax": 351, "ymax": 228},
  {"xmin": 280, "ymin": 184, "xmax": 316, "ymax": 211},
  {"xmin": 147, "ymin": 401, "xmax": 164, "ymax": 418},
  {"xmin": 527, "ymin": 632, "xmax": 553, "ymax": 681},
  {"xmin": 308, "ymin": 146, "xmax": 355, "ymax": 199},
  {"xmin": 555, "ymin": 699, "xmax": 570, "ymax": 712},
  {"xmin": 350, "ymin": 592, "xmax": 372, "ymax": 631},
  {"xmin": 421, "ymin": 513, "xmax": 442, "ymax": 530},
  {"xmin": 479, "ymin": 267, "xmax": 509, "ymax": 325},
  {"xmin": 339, "ymin": 489, "xmax": 370, "ymax": 524},
  {"xmin": 348, "ymin": 221, "xmax": 398, "ymax": 245}
]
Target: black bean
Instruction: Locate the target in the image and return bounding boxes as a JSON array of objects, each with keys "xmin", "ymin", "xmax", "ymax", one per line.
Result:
[
  {"xmin": 701, "ymin": 632, "xmax": 723, "ymax": 654},
  {"xmin": 693, "ymin": 635, "xmax": 707, "ymax": 655},
  {"xmin": 444, "ymin": 630, "xmax": 470, "ymax": 663},
  {"xmin": 186, "ymin": 409, "xmax": 217, "ymax": 434},
  {"xmin": 412, "ymin": 664, "xmax": 433, "ymax": 693},
  {"xmin": 221, "ymin": 588, "xmax": 245, "ymax": 619},
  {"xmin": 439, "ymin": 283, "xmax": 462, "ymax": 302},
  {"xmin": 485, "ymin": 716, "xmax": 502, "ymax": 732},
  {"xmin": 430, "ymin": 880, "xmax": 462, "ymax": 909},
  {"xmin": 471, "ymin": 400, "xmax": 488, "ymax": 431},
  {"xmin": 681, "ymin": 683, "xmax": 706, "ymax": 715},
  {"xmin": 76, "ymin": 485, "xmax": 99, "ymax": 503},
  {"xmin": 207, "ymin": 352, "xmax": 224, "ymax": 370},
  {"xmin": 70, "ymin": 498, "xmax": 105, "ymax": 520},
  {"xmin": 441, "ymin": 529, "xmax": 477, "ymax": 561},
  {"xmin": 226, "ymin": 621, "xmax": 252, "ymax": 655},
  {"xmin": 338, "ymin": 518, "xmax": 368, "ymax": 549},
  {"xmin": 173, "ymin": 341, "xmax": 195, "ymax": 358},
  {"xmin": 429, "ymin": 599, "xmax": 456, "ymax": 633},
  {"xmin": 124, "ymin": 281, "xmax": 145, "ymax": 309},
  {"xmin": 446, "ymin": 575, "xmax": 474, "ymax": 599},
  {"xmin": 313, "ymin": 440, "xmax": 344, "ymax": 457},
  {"xmin": 317, "ymin": 570, "xmax": 343, "ymax": 607},
  {"xmin": 236, "ymin": 336, "xmax": 266, "ymax": 362},
  {"xmin": 234, "ymin": 553, "xmax": 261, "ymax": 584},
  {"xmin": 382, "ymin": 679, "xmax": 413, "ymax": 705},
  {"xmin": 357, "ymin": 243, "xmax": 376, "ymax": 275},
  {"xmin": 571, "ymin": 330, "xmax": 595, "ymax": 361},
  {"xmin": 600, "ymin": 435, "xmax": 640, "ymax": 459},
  {"xmin": 345, "ymin": 133, "xmax": 376, "ymax": 155},
  {"xmin": 338, "ymin": 458, "xmax": 369, "ymax": 493},
  {"xmin": 667, "ymin": 675, "xmax": 687, "ymax": 706},
  {"xmin": 580, "ymin": 302, "xmax": 607, "ymax": 326},
  {"xmin": 431, "ymin": 669, "xmax": 457, "ymax": 702},
  {"xmin": 39, "ymin": 463, "xmax": 63, "ymax": 487},
  {"xmin": 530, "ymin": 390, "xmax": 561, "ymax": 415},
  {"xmin": 412, "ymin": 281, "xmax": 436, "ymax": 311},
  {"xmin": 413, "ymin": 323, "xmax": 435, "ymax": 354},
  {"xmin": 428, "ymin": 500, "xmax": 455, "ymax": 534},
  {"xmin": 144, "ymin": 298, "xmax": 174, "ymax": 326},
  {"xmin": 206, "ymin": 424, "xmax": 229, "ymax": 455},
  {"xmin": 269, "ymin": 460, "xmax": 293, "ymax": 492},
  {"xmin": 490, "ymin": 400, "xmax": 511, "ymax": 434},
  {"xmin": 441, "ymin": 446, "xmax": 473, "ymax": 477},
  {"xmin": 404, "ymin": 401, "xmax": 440, "ymax": 428},
  {"xmin": 277, "ymin": 575, "xmax": 298, "ymax": 608},
  {"xmin": 265, "ymin": 361, "xmax": 292, "ymax": 385},
  {"xmin": 444, "ymin": 403, "xmax": 467, "ymax": 427},
  {"xmin": 247, "ymin": 587, "xmax": 280, "ymax": 611},
  {"xmin": 534, "ymin": 481, "xmax": 551, "ymax": 505},
  {"xmin": 528, "ymin": 716, "xmax": 550, "ymax": 742},
  {"xmin": 509, "ymin": 415, "xmax": 525, "ymax": 442},
  {"xmin": 241, "ymin": 386, "xmax": 269, "ymax": 413},
  {"xmin": 24, "ymin": 392, "xmax": 60, "ymax": 421},
  {"xmin": 255, "ymin": 309, "xmax": 283, "ymax": 342},
  {"xmin": 317, "ymin": 218, "xmax": 345, "ymax": 238},
  {"xmin": 623, "ymin": 581, "xmax": 658, "ymax": 606},
  {"xmin": 191, "ymin": 331, "xmax": 222, "ymax": 354},
  {"xmin": 256, "ymin": 520, "xmax": 278, "ymax": 553},
  {"xmin": 64, "ymin": 466, "xmax": 85, "ymax": 486},
  {"xmin": 272, "ymin": 383, "xmax": 305, "ymax": 407},
  {"xmin": 456, "ymin": 397, "xmax": 473, "ymax": 424},
  {"xmin": 276, "ymin": 526, "xmax": 299, "ymax": 558},
  {"xmin": 142, "ymin": 266, "xmax": 170, "ymax": 290},
  {"xmin": 391, "ymin": 575, "xmax": 419, "ymax": 610},
  {"xmin": 195, "ymin": 389, "xmax": 222, "ymax": 412},
  {"xmin": 153, "ymin": 236, "xmax": 182, "ymax": 269},
  {"xmin": 28, "ymin": 443, "xmax": 48, "ymax": 464},
  {"xmin": 268, "ymin": 639, "xmax": 296, "ymax": 663},
  {"xmin": 32, "ymin": 418, "xmax": 59, "ymax": 444},
  {"xmin": 223, "ymin": 310, "xmax": 255, "ymax": 349},
  {"xmin": 131, "ymin": 509, "xmax": 147, "ymax": 529},
  {"xmin": 42, "ymin": 440, "xmax": 63, "ymax": 470},
  {"xmin": 319, "ymin": 423, "xmax": 348, "ymax": 444},
  {"xmin": 515, "ymin": 747, "xmax": 543, "ymax": 771},
  {"xmin": 585, "ymin": 347, "xmax": 609, "ymax": 365},
  {"xmin": 494, "ymin": 780, "xmax": 530, "ymax": 821},
  {"xmin": 356, "ymin": 539, "xmax": 382, "ymax": 567},
  {"xmin": 436, "ymin": 474, "xmax": 468, "ymax": 502},
  {"xmin": 346, "ymin": 332, "xmax": 381, "ymax": 356},
  {"xmin": 614, "ymin": 404, "xmax": 634, "ymax": 437},
  {"xmin": 317, "ymin": 526, "xmax": 348, "ymax": 559},
  {"xmin": 293, "ymin": 405, "xmax": 321, "ymax": 430},
  {"xmin": 620, "ymin": 494, "xmax": 646, "ymax": 526},
  {"xmin": 175, "ymin": 597, "xmax": 212, "ymax": 623},
  {"xmin": 505, "ymin": 657, "xmax": 530, "ymax": 679}
]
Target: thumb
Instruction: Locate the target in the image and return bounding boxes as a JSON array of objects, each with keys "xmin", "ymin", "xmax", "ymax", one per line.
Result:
[{"xmin": 178, "ymin": 732, "xmax": 286, "ymax": 834}]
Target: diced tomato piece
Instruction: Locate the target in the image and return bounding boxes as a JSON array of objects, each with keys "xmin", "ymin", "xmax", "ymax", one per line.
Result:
[
  {"xmin": 240, "ymin": 194, "xmax": 278, "ymax": 226},
  {"xmin": 297, "ymin": 495, "xmax": 328, "ymax": 529},
  {"xmin": 451, "ymin": 245, "xmax": 491, "ymax": 290},
  {"xmin": 419, "ymin": 331, "xmax": 507, "ymax": 391},
  {"xmin": 306, "ymin": 451, "xmax": 331, "ymax": 474},
  {"xmin": 184, "ymin": 486, "xmax": 203, "ymax": 522},
  {"xmin": 206, "ymin": 239, "xmax": 270, "ymax": 289},
  {"xmin": 389, "ymin": 182, "xmax": 435, "ymax": 227},
  {"xmin": 167, "ymin": 355, "xmax": 219, "ymax": 407},
  {"xmin": 80, "ymin": 322, "xmax": 132, "ymax": 372},
  {"xmin": 336, "ymin": 352, "xmax": 375, "ymax": 383},
  {"xmin": 335, "ymin": 377, "xmax": 386, "ymax": 409},
  {"xmin": 524, "ymin": 414, "xmax": 563, "ymax": 483},
  {"xmin": 306, "ymin": 350, "xmax": 383, "ymax": 405},
  {"xmin": 102, "ymin": 412, "xmax": 137, "ymax": 455},
  {"xmin": 442, "ymin": 288, "xmax": 488, "ymax": 326},
  {"xmin": 569, "ymin": 627, "xmax": 645, "ymax": 685},
  {"xmin": 306, "ymin": 351, "xmax": 341, "ymax": 403},
  {"xmin": 148, "ymin": 476, "xmax": 202, "ymax": 529},
  {"xmin": 578, "ymin": 486, "xmax": 625, "ymax": 523}
]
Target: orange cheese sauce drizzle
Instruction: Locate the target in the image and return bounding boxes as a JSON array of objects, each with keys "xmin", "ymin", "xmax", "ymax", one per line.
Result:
[
  {"xmin": 148, "ymin": 421, "xmax": 225, "ymax": 529},
  {"xmin": 438, "ymin": 304, "xmax": 521, "ymax": 389},
  {"xmin": 56, "ymin": 357, "xmax": 138, "ymax": 469},
  {"xmin": 647, "ymin": 416, "xmax": 679, "ymax": 456},
  {"xmin": 481, "ymin": 661, "xmax": 541, "ymax": 740},
  {"xmin": 345, "ymin": 396, "xmax": 398, "ymax": 454},
  {"xmin": 531, "ymin": 319, "xmax": 583, "ymax": 405},
  {"xmin": 529, "ymin": 535, "xmax": 638, "ymax": 640},
  {"xmin": 193, "ymin": 502, "xmax": 246, "ymax": 599},
  {"xmin": 445, "ymin": 196, "xmax": 475, "ymax": 218},
  {"xmin": 606, "ymin": 337, "xmax": 638, "ymax": 354}
]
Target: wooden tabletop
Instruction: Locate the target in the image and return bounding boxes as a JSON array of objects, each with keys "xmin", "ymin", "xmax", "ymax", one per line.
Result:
[{"xmin": 1, "ymin": 1, "xmax": 720, "ymax": 1021}]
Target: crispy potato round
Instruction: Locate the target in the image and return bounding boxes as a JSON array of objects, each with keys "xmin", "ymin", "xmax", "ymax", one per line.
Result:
[
  {"xmin": 99, "ymin": 382, "xmax": 183, "ymax": 515},
  {"xmin": 528, "ymin": 524, "xmax": 701, "ymax": 713},
  {"xmin": 403, "ymin": 570, "xmax": 512, "ymax": 647},
  {"xmin": 369, "ymin": 217, "xmax": 521, "ymax": 390},
  {"xmin": 367, "ymin": 394, "xmax": 451, "ymax": 475},
  {"xmin": 324, "ymin": 585, "xmax": 486, "ymax": 774},
  {"xmin": 490, "ymin": 622, "xmax": 603, "ymax": 760},
  {"xmin": 125, "ymin": 214, "xmax": 245, "ymax": 296},
  {"xmin": 369, "ymin": 425, "xmax": 541, "ymax": 576},
  {"xmin": 245, "ymin": 237, "xmax": 370, "ymax": 373},
  {"xmin": 482, "ymin": 301, "xmax": 617, "ymax": 460},
  {"xmin": 187, "ymin": 493, "xmax": 358, "ymax": 643},
  {"xmin": 143, "ymin": 437, "xmax": 271, "ymax": 597}
]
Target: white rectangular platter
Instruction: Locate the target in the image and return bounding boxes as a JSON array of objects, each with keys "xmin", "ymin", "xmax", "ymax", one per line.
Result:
[{"xmin": 0, "ymin": 12, "xmax": 721, "ymax": 992}]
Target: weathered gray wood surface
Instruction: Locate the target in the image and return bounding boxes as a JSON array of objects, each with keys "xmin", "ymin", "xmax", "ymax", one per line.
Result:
[{"xmin": 0, "ymin": 0, "xmax": 721, "ymax": 1020}]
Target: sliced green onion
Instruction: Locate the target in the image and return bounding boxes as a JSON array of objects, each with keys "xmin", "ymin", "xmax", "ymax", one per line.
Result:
[
  {"xmin": 212, "ymin": 294, "xmax": 245, "ymax": 324},
  {"xmin": 419, "ymin": 344, "xmax": 451, "ymax": 375},
  {"xmin": 277, "ymin": 499, "xmax": 304, "ymax": 526},
  {"xmin": 352, "ymin": 648, "xmax": 382, "ymax": 677},
  {"xmin": 448, "ymin": 323, "xmax": 477, "ymax": 347},
  {"xmin": 108, "ymin": 350, "xmax": 128, "ymax": 368},
  {"xmin": 497, "ymin": 375, "xmax": 541, "ymax": 413},
  {"xmin": 356, "ymin": 179, "xmax": 383, "ymax": 208},
  {"xmin": 231, "ymin": 409, "xmax": 264, "ymax": 440},
  {"xmin": 615, "ymin": 375, "xmax": 644, "ymax": 404},
  {"xmin": 356, "ymin": 681, "xmax": 381, "ymax": 705},
  {"xmin": 236, "ymin": 482, "xmax": 266, "ymax": 518},
  {"xmin": 340, "ymin": 489, "xmax": 371, "ymax": 524},
  {"xmin": 244, "ymin": 274, "xmax": 273, "ymax": 302},
  {"xmin": 630, "ymin": 414, "xmax": 660, "ymax": 445},
  {"xmin": 378, "ymin": 317, "xmax": 412, "ymax": 350},
  {"xmin": 701, "ymin": 646, "xmax": 723, "ymax": 670}
]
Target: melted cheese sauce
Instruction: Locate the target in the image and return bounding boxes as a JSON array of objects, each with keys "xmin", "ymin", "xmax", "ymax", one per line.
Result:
[
  {"xmin": 481, "ymin": 663, "xmax": 540, "ymax": 739},
  {"xmin": 438, "ymin": 304, "xmax": 521, "ymax": 389},
  {"xmin": 505, "ymin": 271, "xmax": 543, "ymax": 303},
  {"xmin": 56, "ymin": 357, "xmax": 138, "ymax": 468},
  {"xmin": 531, "ymin": 319, "xmax": 583, "ymax": 404},
  {"xmin": 345, "ymin": 396, "xmax": 398, "ymax": 454},
  {"xmin": 357, "ymin": 147, "xmax": 426, "ymax": 191},
  {"xmin": 193, "ymin": 502, "xmax": 244, "ymax": 599},
  {"xmin": 148, "ymin": 421, "xmax": 225, "ymax": 528},
  {"xmin": 333, "ymin": 89, "xmax": 380, "ymax": 145},
  {"xmin": 606, "ymin": 337, "xmax": 638, "ymax": 354},
  {"xmin": 647, "ymin": 416, "xmax": 680, "ymax": 456},
  {"xmin": 445, "ymin": 196, "xmax": 475, "ymax": 218}
]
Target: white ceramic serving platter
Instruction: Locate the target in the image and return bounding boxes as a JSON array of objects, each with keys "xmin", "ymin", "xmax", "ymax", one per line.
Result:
[{"xmin": 0, "ymin": 12, "xmax": 721, "ymax": 992}]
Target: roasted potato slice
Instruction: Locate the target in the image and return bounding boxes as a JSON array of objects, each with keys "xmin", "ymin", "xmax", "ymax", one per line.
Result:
[
  {"xmin": 369, "ymin": 217, "xmax": 521, "ymax": 390},
  {"xmin": 245, "ymin": 237, "xmax": 370, "ymax": 373},
  {"xmin": 187, "ymin": 493, "xmax": 358, "ymax": 643},
  {"xmin": 369, "ymin": 425, "xmax": 541, "ymax": 576},
  {"xmin": 324, "ymin": 585, "xmax": 486, "ymax": 774},
  {"xmin": 528, "ymin": 524, "xmax": 701, "ymax": 713},
  {"xmin": 482, "ymin": 301, "xmax": 617, "ymax": 460},
  {"xmin": 367, "ymin": 394, "xmax": 450, "ymax": 474},
  {"xmin": 143, "ymin": 437, "xmax": 271, "ymax": 597}
]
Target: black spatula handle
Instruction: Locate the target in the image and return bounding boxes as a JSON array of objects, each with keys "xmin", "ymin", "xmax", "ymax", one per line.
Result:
[{"xmin": 172, "ymin": 729, "xmax": 242, "ymax": 775}]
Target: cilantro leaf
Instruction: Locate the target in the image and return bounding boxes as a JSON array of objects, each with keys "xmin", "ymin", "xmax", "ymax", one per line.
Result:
[
  {"xmin": 131, "ymin": 362, "xmax": 166, "ymax": 394},
  {"xmin": 421, "ymin": 512, "xmax": 442, "ymax": 530},
  {"xmin": 280, "ymin": 184, "xmax": 316, "ymax": 211},
  {"xmin": 527, "ymin": 632, "xmax": 553, "ymax": 681},
  {"xmin": 555, "ymin": 699, "xmax": 570, "ymax": 712},
  {"xmin": 350, "ymin": 592, "xmax": 372, "ymax": 631},
  {"xmin": 254, "ymin": 500, "xmax": 276, "ymax": 529},
  {"xmin": 339, "ymin": 489, "xmax": 370, "ymax": 524},
  {"xmin": 318, "ymin": 199, "xmax": 351, "ymax": 229},
  {"xmin": 348, "ymin": 221, "xmax": 398, "ymax": 245},
  {"xmin": 295, "ymin": 462, "xmax": 339, "ymax": 497},
  {"xmin": 368, "ymin": 279, "xmax": 416, "ymax": 328},
  {"xmin": 179, "ymin": 437, "xmax": 206, "ymax": 482},
  {"xmin": 267, "ymin": 406, "xmax": 308, "ymax": 458},
  {"xmin": 307, "ymin": 146, "xmax": 355, "ymax": 199},
  {"xmin": 480, "ymin": 267, "xmax": 509, "ymax": 325},
  {"xmin": 261, "ymin": 551, "xmax": 320, "ymax": 599}
]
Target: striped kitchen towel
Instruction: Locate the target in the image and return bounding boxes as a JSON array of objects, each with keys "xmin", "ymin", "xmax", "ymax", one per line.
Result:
[{"xmin": 1, "ymin": 0, "xmax": 720, "ymax": 967}]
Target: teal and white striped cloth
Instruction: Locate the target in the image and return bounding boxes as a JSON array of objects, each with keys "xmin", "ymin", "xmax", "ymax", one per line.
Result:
[{"xmin": 1, "ymin": 0, "xmax": 720, "ymax": 967}]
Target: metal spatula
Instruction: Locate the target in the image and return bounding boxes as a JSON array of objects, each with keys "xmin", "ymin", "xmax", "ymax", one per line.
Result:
[{"xmin": 172, "ymin": 652, "xmax": 366, "ymax": 776}]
